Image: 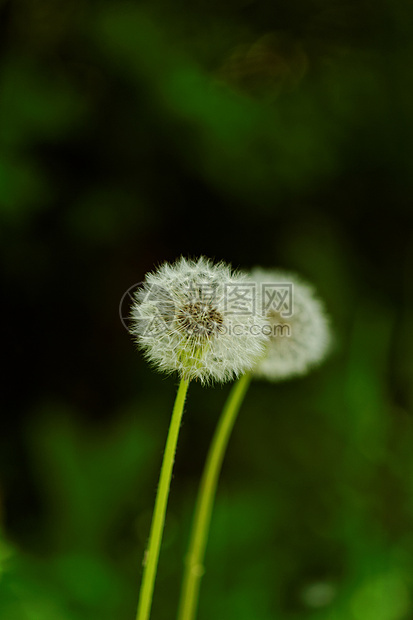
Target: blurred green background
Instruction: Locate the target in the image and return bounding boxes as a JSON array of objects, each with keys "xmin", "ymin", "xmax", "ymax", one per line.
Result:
[{"xmin": 1, "ymin": 0, "xmax": 413, "ymax": 618}]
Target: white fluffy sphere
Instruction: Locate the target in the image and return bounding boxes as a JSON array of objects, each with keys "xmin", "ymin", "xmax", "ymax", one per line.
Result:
[
  {"xmin": 251, "ymin": 268, "xmax": 331, "ymax": 381},
  {"xmin": 130, "ymin": 257, "xmax": 270, "ymax": 385}
]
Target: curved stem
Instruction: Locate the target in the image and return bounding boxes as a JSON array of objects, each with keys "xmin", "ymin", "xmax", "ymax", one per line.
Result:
[
  {"xmin": 177, "ymin": 373, "xmax": 252, "ymax": 620},
  {"xmin": 136, "ymin": 377, "xmax": 190, "ymax": 620}
]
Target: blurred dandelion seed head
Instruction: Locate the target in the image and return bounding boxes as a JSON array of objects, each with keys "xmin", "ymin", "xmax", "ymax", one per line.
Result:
[{"xmin": 251, "ymin": 268, "xmax": 331, "ymax": 381}]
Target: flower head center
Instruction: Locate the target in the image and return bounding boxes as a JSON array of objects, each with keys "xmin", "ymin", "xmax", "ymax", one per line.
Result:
[
  {"xmin": 267, "ymin": 308, "xmax": 289, "ymax": 323},
  {"xmin": 176, "ymin": 301, "xmax": 224, "ymax": 339}
]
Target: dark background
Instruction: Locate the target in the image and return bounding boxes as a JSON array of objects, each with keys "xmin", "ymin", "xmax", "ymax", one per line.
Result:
[{"xmin": 1, "ymin": 0, "xmax": 413, "ymax": 618}]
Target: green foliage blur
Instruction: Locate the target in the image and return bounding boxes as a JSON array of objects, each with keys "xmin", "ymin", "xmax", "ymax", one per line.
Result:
[{"xmin": 1, "ymin": 0, "xmax": 413, "ymax": 618}]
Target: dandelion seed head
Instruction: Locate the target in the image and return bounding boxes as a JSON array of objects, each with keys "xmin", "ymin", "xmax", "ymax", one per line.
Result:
[
  {"xmin": 176, "ymin": 301, "xmax": 224, "ymax": 338},
  {"xmin": 251, "ymin": 268, "xmax": 331, "ymax": 381},
  {"xmin": 130, "ymin": 257, "xmax": 269, "ymax": 385}
]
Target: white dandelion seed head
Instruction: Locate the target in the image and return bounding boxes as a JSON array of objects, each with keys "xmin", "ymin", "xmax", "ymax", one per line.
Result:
[
  {"xmin": 130, "ymin": 257, "xmax": 270, "ymax": 385},
  {"xmin": 251, "ymin": 268, "xmax": 331, "ymax": 381}
]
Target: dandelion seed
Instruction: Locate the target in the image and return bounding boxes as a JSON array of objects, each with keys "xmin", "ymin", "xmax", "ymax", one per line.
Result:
[
  {"xmin": 130, "ymin": 257, "xmax": 269, "ymax": 385},
  {"xmin": 251, "ymin": 268, "xmax": 331, "ymax": 381}
]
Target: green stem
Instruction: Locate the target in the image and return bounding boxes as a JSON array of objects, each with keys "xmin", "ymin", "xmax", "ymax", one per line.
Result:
[
  {"xmin": 177, "ymin": 373, "xmax": 252, "ymax": 620},
  {"xmin": 136, "ymin": 377, "xmax": 190, "ymax": 620}
]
